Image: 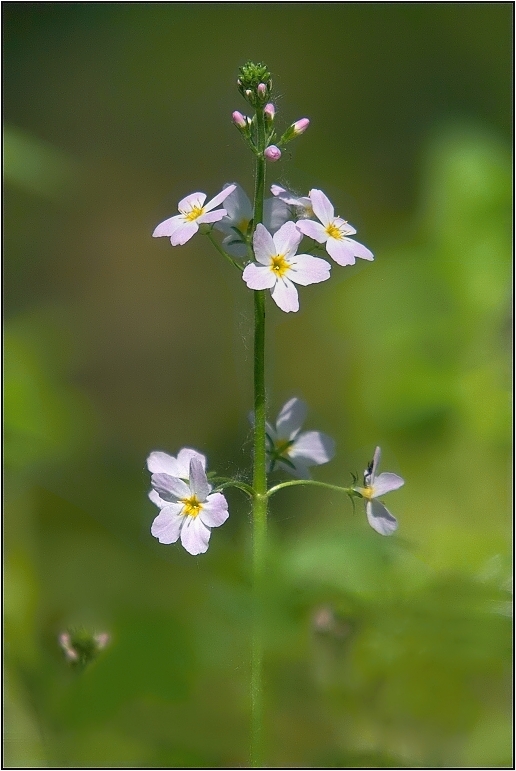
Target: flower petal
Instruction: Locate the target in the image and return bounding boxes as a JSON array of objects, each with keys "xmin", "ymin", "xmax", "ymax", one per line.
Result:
[
  {"xmin": 278, "ymin": 457, "xmax": 311, "ymax": 479},
  {"xmin": 309, "ymin": 189, "xmax": 334, "ymax": 225},
  {"xmin": 288, "ymin": 254, "xmax": 331, "ymax": 286},
  {"xmin": 198, "ymin": 209, "xmax": 227, "ymax": 224},
  {"xmin": 264, "ymin": 196, "xmax": 291, "ymax": 233},
  {"xmin": 275, "ymin": 397, "xmax": 307, "ymax": 439},
  {"xmin": 290, "ymin": 430, "xmax": 335, "ymax": 465},
  {"xmin": 170, "ymin": 220, "xmax": 199, "ymax": 246},
  {"xmin": 272, "ymin": 221, "xmax": 302, "ymax": 259},
  {"xmin": 296, "ymin": 219, "xmax": 327, "ymax": 243},
  {"xmin": 220, "ymin": 183, "xmax": 253, "ymax": 222},
  {"xmin": 180, "ymin": 516, "xmax": 211, "ymax": 555},
  {"xmin": 343, "ymin": 237, "xmax": 374, "ymax": 261},
  {"xmin": 242, "ymin": 263, "xmax": 276, "ymax": 290},
  {"xmin": 153, "ymin": 215, "xmax": 184, "ymax": 239},
  {"xmin": 189, "ymin": 457, "xmax": 211, "ymax": 501},
  {"xmin": 372, "ymin": 472, "xmax": 404, "ymax": 497},
  {"xmin": 366, "ymin": 499, "xmax": 398, "ymax": 536},
  {"xmin": 334, "ymin": 217, "xmax": 357, "ymax": 236},
  {"xmin": 221, "ymin": 232, "xmax": 248, "ymax": 258},
  {"xmin": 369, "ymin": 446, "xmax": 381, "ymax": 484},
  {"xmin": 203, "ymin": 184, "xmax": 237, "ymax": 212},
  {"xmin": 175, "ymin": 448, "xmax": 207, "ymax": 477},
  {"xmin": 147, "ymin": 451, "xmax": 181, "ymax": 476},
  {"xmin": 148, "ymin": 488, "xmax": 166, "ymax": 508},
  {"xmin": 253, "ymin": 223, "xmax": 276, "ymax": 264},
  {"xmin": 151, "ymin": 473, "xmax": 190, "ymax": 502},
  {"xmin": 150, "ymin": 504, "xmax": 184, "ymax": 543},
  {"xmin": 271, "ymin": 276, "xmax": 299, "ymax": 312},
  {"xmin": 178, "ymin": 192, "xmax": 206, "ymax": 212},
  {"xmin": 200, "ymin": 492, "xmax": 229, "ymax": 527},
  {"xmin": 326, "ymin": 238, "xmax": 356, "ymax": 266}
]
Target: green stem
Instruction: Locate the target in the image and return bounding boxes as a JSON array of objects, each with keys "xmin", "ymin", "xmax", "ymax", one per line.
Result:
[
  {"xmin": 267, "ymin": 479, "xmax": 355, "ymax": 498},
  {"xmin": 251, "ymin": 105, "xmax": 267, "ymax": 769},
  {"xmin": 205, "ymin": 231, "xmax": 244, "ymax": 271}
]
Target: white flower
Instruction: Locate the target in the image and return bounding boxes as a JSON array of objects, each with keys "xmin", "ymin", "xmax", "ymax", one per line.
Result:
[
  {"xmin": 149, "ymin": 456, "xmax": 229, "ymax": 555},
  {"xmin": 152, "ymin": 184, "xmax": 237, "ymax": 246},
  {"xmin": 242, "ymin": 222, "xmax": 331, "ymax": 313},
  {"xmin": 147, "ymin": 447, "xmax": 206, "ymax": 508},
  {"xmin": 354, "ymin": 446, "xmax": 404, "ymax": 536},
  {"xmin": 296, "ymin": 189, "xmax": 374, "ymax": 266},
  {"xmin": 270, "ymin": 184, "xmax": 314, "ymax": 220},
  {"xmin": 214, "ymin": 184, "xmax": 290, "ymax": 257},
  {"xmin": 265, "ymin": 397, "xmax": 335, "ymax": 478}
]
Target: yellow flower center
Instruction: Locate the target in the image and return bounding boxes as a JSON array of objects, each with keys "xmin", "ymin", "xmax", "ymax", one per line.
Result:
[
  {"xmin": 274, "ymin": 438, "xmax": 293, "ymax": 457},
  {"xmin": 237, "ymin": 218, "xmax": 250, "ymax": 234},
  {"xmin": 270, "ymin": 254, "xmax": 290, "ymax": 277},
  {"xmin": 181, "ymin": 495, "xmax": 203, "ymax": 517},
  {"xmin": 184, "ymin": 205, "xmax": 205, "ymax": 222},
  {"xmin": 359, "ymin": 486, "xmax": 374, "ymax": 500},
  {"xmin": 325, "ymin": 222, "xmax": 343, "ymax": 240}
]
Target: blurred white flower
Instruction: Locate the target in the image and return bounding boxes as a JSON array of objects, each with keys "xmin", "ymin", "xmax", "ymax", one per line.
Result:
[{"xmin": 354, "ymin": 446, "xmax": 404, "ymax": 535}]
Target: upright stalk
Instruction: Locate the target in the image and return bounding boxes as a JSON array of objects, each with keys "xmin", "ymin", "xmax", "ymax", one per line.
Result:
[{"xmin": 251, "ymin": 105, "xmax": 267, "ymax": 768}]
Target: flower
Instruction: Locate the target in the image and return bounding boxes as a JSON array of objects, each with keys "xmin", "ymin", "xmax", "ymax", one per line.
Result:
[
  {"xmin": 243, "ymin": 222, "xmax": 331, "ymax": 312},
  {"xmin": 265, "ymin": 145, "xmax": 282, "ymax": 162},
  {"xmin": 149, "ymin": 456, "xmax": 229, "ymax": 555},
  {"xmin": 214, "ymin": 184, "xmax": 290, "ymax": 258},
  {"xmin": 147, "ymin": 447, "xmax": 206, "ymax": 507},
  {"xmin": 270, "ymin": 184, "xmax": 314, "ymax": 220},
  {"xmin": 232, "ymin": 110, "xmax": 247, "ymax": 128},
  {"xmin": 291, "ymin": 118, "xmax": 310, "ymax": 135},
  {"xmin": 296, "ymin": 189, "xmax": 374, "ymax": 266},
  {"xmin": 265, "ymin": 397, "xmax": 335, "ymax": 477},
  {"xmin": 354, "ymin": 446, "xmax": 404, "ymax": 535},
  {"xmin": 152, "ymin": 184, "xmax": 237, "ymax": 246}
]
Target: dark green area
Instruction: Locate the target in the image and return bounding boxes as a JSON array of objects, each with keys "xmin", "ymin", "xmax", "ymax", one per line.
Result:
[{"xmin": 4, "ymin": 3, "xmax": 512, "ymax": 767}]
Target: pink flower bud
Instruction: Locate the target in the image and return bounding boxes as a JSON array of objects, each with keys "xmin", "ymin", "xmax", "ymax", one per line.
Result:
[
  {"xmin": 264, "ymin": 145, "xmax": 281, "ymax": 162},
  {"xmin": 257, "ymin": 83, "xmax": 267, "ymax": 98},
  {"xmin": 232, "ymin": 110, "xmax": 247, "ymax": 129},
  {"xmin": 245, "ymin": 89, "xmax": 252, "ymax": 99},
  {"xmin": 292, "ymin": 118, "xmax": 310, "ymax": 135},
  {"xmin": 264, "ymin": 103, "xmax": 275, "ymax": 120}
]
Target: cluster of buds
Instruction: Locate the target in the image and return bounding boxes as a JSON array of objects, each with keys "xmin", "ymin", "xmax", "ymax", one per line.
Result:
[
  {"xmin": 237, "ymin": 60, "xmax": 272, "ymax": 107},
  {"xmin": 59, "ymin": 627, "xmax": 110, "ymax": 668}
]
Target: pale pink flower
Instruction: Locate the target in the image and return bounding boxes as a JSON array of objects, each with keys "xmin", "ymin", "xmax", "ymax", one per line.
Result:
[
  {"xmin": 152, "ymin": 185, "xmax": 236, "ymax": 246},
  {"xmin": 264, "ymin": 145, "xmax": 281, "ymax": 162},
  {"xmin": 296, "ymin": 189, "xmax": 374, "ymax": 266},
  {"xmin": 242, "ymin": 222, "xmax": 331, "ymax": 313},
  {"xmin": 354, "ymin": 446, "xmax": 404, "ymax": 535}
]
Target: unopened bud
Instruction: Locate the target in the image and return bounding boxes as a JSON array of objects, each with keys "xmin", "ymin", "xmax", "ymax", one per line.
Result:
[
  {"xmin": 264, "ymin": 145, "xmax": 281, "ymax": 162},
  {"xmin": 59, "ymin": 632, "xmax": 79, "ymax": 662},
  {"xmin": 292, "ymin": 118, "xmax": 310, "ymax": 135},
  {"xmin": 232, "ymin": 110, "xmax": 247, "ymax": 129},
  {"xmin": 264, "ymin": 103, "xmax": 275, "ymax": 120},
  {"xmin": 257, "ymin": 83, "xmax": 267, "ymax": 98},
  {"xmin": 245, "ymin": 89, "xmax": 252, "ymax": 99}
]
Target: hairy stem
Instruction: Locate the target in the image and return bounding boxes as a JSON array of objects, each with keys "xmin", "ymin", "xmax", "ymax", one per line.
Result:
[
  {"xmin": 267, "ymin": 479, "xmax": 355, "ymax": 498},
  {"xmin": 251, "ymin": 105, "xmax": 267, "ymax": 769}
]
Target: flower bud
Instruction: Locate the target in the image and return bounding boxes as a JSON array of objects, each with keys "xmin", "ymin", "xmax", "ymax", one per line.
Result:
[
  {"xmin": 245, "ymin": 89, "xmax": 252, "ymax": 99},
  {"xmin": 257, "ymin": 83, "xmax": 267, "ymax": 99},
  {"xmin": 232, "ymin": 110, "xmax": 247, "ymax": 129},
  {"xmin": 264, "ymin": 103, "xmax": 275, "ymax": 121},
  {"xmin": 58, "ymin": 627, "xmax": 110, "ymax": 668},
  {"xmin": 264, "ymin": 145, "xmax": 281, "ymax": 162},
  {"xmin": 292, "ymin": 118, "xmax": 310, "ymax": 135}
]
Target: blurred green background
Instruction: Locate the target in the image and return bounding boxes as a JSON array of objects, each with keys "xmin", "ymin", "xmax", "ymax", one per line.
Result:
[{"xmin": 4, "ymin": 3, "xmax": 512, "ymax": 768}]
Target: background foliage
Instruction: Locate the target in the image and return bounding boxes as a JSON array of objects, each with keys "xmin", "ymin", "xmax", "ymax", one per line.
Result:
[{"xmin": 4, "ymin": 3, "xmax": 512, "ymax": 768}]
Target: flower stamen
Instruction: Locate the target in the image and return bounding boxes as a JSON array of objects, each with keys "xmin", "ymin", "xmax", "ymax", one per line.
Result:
[
  {"xmin": 181, "ymin": 494, "xmax": 203, "ymax": 517},
  {"xmin": 325, "ymin": 223, "xmax": 343, "ymax": 240},
  {"xmin": 183, "ymin": 205, "xmax": 205, "ymax": 222},
  {"xmin": 270, "ymin": 253, "xmax": 289, "ymax": 277}
]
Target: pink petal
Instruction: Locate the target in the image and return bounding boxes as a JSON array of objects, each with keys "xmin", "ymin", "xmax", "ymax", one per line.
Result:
[
  {"xmin": 290, "ymin": 430, "xmax": 335, "ymax": 465},
  {"xmin": 326, "ymin": 238, "xmax": 356, "ymax": 266},
  {"xmin": 242, "ymin": 263, "xmax": 276, "ymax": 290},
  {"xmin": 276, "ymin": 397, "xmax": 307, "ymax": 439},
  {"xmin": 204, "ymin": 184, "xmax": 237, "ymax": 212},
  {"xmin": 273, "ymin": 221, "xmax": 302, "ymax": 259},
  {"xmin": 309, "ymin": 189, "xmax": 334, "ymax": 225},
  {"xmin": 344, "ymin": 237, "xmax": 374, "ymax": 261},
  {"xmin": 200, "ymin": 493, "xmax": 229, "ymax": 527},
  {"xmin": 152, "ymin": 215, "xmax": 184, "ymax": 239},
  {"xmin": 334, "ymin": 217, "xmax": 357, "ymax": 236},
  {"xmin": 372, "ymin": 472, "xmax": 404, "ymax": 497},
  {"xmin": 151, "ymin": 505, "xmax": 184, "ymax": 543},
  {"xmin": 148, "ymin": 489, "xmax": 165, "ymax": 508},
  {"xmin": 189, "ymin": 457, "xmax": 211, "ymax": 501},
  {"xmin": 271, "ymin": 277, "xmax": 299, "ymax": 312},
  {"xmin": 170, "ymin": 221, "xmax": 199, "ymax": 246},
  {"xmin": 147, "ymin": 451, "xmax": 181, "ymax": 476},
  {"xmin": 180, "ymin": 516, "xmax": 211, "ymax": 555},
  {"xmin": 288, "ymin": 254, "xmax": 331, "ymax": 286},
  {"xmin": 178, "ymin": 192, "xmax": 206, "ymax": 212},
  {"xmin": 151, "ymin": 473, "xmax": 190, "ymax": 502},
  {"xmin": 296, "ymin": 219, "xmax": 327, "ymax": 243},
  {"xmin": 176, "ymin": 448, "xmax": 206, "ymax": 477},
  {"xmin": 366, "ymin": 499, "xmax": 398, "ymax": 536},
  {"xmin": 198, "ymin": 209, "xmax": 227, "ymax": 224},
  {"xmin": 253, "ymin": 223, "xmax": 276, "ymax": 264}
]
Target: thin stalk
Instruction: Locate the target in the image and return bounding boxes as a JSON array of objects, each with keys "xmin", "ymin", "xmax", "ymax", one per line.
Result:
[
  {"xmin": 251, "ymin": 105, "xmax": 267, "ymax": 769},
  {"xmin": 267, "ymin": 479, "xmax": 355, "ymax": 498},
  {"xmin": 205, "ymin": 231, "xmax": 244, "ymax": 271}
]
